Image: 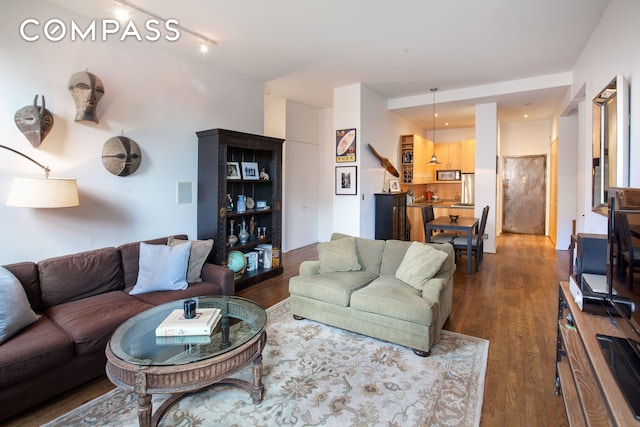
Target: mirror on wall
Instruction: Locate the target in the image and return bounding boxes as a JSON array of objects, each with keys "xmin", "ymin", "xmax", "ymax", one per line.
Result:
[{"xmin": 592, "ymin": 75, "xmax": 630, "ymax": 216}]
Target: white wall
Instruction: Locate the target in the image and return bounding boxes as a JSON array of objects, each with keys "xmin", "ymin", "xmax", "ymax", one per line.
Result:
[
  {"xmin": 475, "ymin": 103, "xmax": 497, "ymax": 253},
  {"xmin": 500, "ymin": 121, "xmax": 551, "ymax": 156},
  {"xmin": 427, "ymin": 127, "xmax": 475, "ymax": 143},
  {"xmin": 359, "ymin": 85, "xmax": 423, "ymax": 238},
  {"xmin": 0, "ymin": 1, "xmax": 265, "ymax": 264},
  {"xmin": 265, "ymin": 98, "xmax": 320, "ymax": 252},
  {"xmin": 557, "ymin": 112, "xmax": 578, "ymax": 248},
  {"xmin": 330, "ymin": 84, "xmax": 423, "ymax": 240},
  {"xmin": 332, "ymin": 84, "xmax": 363, "ymax": 236},
  {"xmin": 318, "ymin": 107, "xmax": 334, "ymax": 242},
  {"xmin": 570, "ymin": 0, "xmax": 640, "ymax": 234}
]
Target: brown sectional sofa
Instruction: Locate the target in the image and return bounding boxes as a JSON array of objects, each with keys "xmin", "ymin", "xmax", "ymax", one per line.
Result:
[{"xmin": 0, "ymin": 234, "xmax": 234, "ymax": 421}]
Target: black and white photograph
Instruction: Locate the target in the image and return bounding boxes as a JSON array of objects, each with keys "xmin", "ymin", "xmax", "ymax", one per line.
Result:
[
  {"xmin": 335, "ymin": 166, "xmax": 357, "ymax": 195},
  {"xmin": 241, "ymin": 162, "xmax": 259, "ymax": 180},
  {"xmin": 226, "ymin": 162, "xmax": 241, "ymax": 179}
]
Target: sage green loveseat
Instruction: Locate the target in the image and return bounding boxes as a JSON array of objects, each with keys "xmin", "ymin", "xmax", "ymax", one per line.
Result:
[{"xmin": 289, "ymin": 233, "xmax": 455, "ymax": 356}]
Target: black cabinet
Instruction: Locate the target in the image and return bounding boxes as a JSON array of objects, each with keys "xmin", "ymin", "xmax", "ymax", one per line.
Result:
[
  {"xmin": 375, "ymin": 192, "xmax": 408, "ymax": 240},
  {"xmin": 196, "ymin": 128, "xmax": 284, "ymax": 287}
]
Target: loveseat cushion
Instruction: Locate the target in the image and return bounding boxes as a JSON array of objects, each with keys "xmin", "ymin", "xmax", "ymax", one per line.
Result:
[
  {"xmin": 0, "ymin": 315, "xmax": 73, "ymax": 388},
  {"xmin": 289, "ymin": 271, "xmax": 377, "ymax": 306},
  {"xmin": 350, "ymin": 276, "xmax": 437, "ymax": 326},
  {"xmin": 331, "ymin": 233, "xmax": 385, "ymax": 275},
  {"xmin": 45, "ymin": 291, "xmax": 152, "ymax": 356},
  {"xmin": 395, "ymin": 242, "xmax": 449, "ymax": 290},
  {"xmin": 318, "ymin": 236, "xmax": 361, "ymax": 273},
  {"xmin": 379, "ymin": 239, "xmax": 412, "ymax": 276},
  {"xmin": 39, "ymin": 247, "xmax": 124, "ymax": 308}
]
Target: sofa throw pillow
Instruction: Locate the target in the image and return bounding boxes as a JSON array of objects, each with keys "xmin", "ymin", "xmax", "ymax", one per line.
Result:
[
  {"xmin": 318, "ymin": 236, "xmax": 361, "ymax": 273},
  {"xmin": 395, "ymin": 242, "xmax": 448, "ymax": 291},
  {"xmin": 0, "ymin": 266, "xmax": 40, "ymax": 344},
  {"xmin": 129, "ymin": 241, "xmax": 191, "ymax": 295},
  {"xmin": 167, "ymin": 236, "xmax": 213, "ymax": 283}
]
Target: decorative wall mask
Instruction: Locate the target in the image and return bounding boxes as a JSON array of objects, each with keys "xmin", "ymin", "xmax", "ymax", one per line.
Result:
[
  {"xmin": 14, "ymin": 95, "xmax": 54, "ymax": 148},
  {"xmin": 68, "ymin": 70, "xmax": 104, "ymax": 124},
  {"xmin": 102, "ymin": 136, "xmax": 142, "ymax": 176}
]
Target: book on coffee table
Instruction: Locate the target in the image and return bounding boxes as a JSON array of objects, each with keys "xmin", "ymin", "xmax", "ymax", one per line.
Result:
[
  {"xmin": 155, "ymin": 308, "xmax": 221, "ymax": 337},
  {"xmin": 155, "ymin": 334, "xmax": 212, "ymax": 345}
]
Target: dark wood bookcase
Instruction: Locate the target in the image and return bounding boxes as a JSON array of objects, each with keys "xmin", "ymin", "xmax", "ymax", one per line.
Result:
[{"xmin": 196, "ymin": 128, "xmax": 284, "ymax": 287}]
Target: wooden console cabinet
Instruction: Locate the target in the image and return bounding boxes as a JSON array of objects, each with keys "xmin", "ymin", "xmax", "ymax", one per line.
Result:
[
  {"xmin": 375, "ymin": 192, "xmax": 408, "ymax": 241},
  {"xmin": 556, "ymin": 281, "xmax": 639, "ymax": 425}
]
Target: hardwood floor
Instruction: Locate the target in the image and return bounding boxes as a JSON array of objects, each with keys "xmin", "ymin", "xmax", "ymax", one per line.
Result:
[{"xmin": 2, "ymin": 234, "xmax": 569, "ymax": 427}]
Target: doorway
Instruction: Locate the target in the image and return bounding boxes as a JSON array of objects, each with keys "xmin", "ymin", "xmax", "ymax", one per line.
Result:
[
  {"xmin": 284, "ymin": 140, "xmax": 319, "ymax": 251},
  {"xmin": 502, "ymin": 155, "xmax": 546, "ymax": 235}
]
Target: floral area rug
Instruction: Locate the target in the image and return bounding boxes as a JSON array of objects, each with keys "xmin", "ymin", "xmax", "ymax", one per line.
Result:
[{"xmin": 44, "ymin": 299, "xmax": 488, "ymax": 427}]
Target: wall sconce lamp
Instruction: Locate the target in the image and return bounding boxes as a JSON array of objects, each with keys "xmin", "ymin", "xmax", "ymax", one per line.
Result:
[{"xmin": 0, "ymin": 145, "xmax": 79, "ymax": 208}]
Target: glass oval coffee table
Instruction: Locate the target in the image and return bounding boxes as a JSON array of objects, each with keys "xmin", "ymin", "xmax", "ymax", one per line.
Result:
[{"xmin": 106, "ymin": 296, "xmax": 267, "ymax": 427}]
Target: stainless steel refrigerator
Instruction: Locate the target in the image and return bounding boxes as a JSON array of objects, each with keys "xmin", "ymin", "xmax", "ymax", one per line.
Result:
[{"xmin": 461, "ymin": 173, "xmax": 475, "ymax": 205}]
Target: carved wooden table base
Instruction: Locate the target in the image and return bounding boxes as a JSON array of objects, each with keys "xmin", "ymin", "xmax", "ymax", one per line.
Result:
[{"xmin": 106, "ymin": 331, "xmax": 267, "ymax": 427}]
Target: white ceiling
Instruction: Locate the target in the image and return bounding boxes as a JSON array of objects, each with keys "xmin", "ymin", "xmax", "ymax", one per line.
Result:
[{"xmin": 44, "ymin": 0, "xmax": 611, "ymax": 130}]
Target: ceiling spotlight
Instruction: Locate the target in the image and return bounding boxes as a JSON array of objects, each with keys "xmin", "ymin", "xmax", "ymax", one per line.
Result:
[{"xmin": 113, "ymin": 0, "xmax": 217, "ymax": 51}]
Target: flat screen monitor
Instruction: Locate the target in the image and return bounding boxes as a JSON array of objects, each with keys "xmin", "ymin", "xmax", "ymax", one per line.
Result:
[{"xmin": 601, "ymin": 189, "xmax": 640, "ymax": 419}]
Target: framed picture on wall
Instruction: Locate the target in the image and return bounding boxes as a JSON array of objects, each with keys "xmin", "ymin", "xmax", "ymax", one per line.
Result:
[
  {"xmin": 227, "ymin": 162, "xmax": 241, "ymax": 179},
  {"xmin": 336, "ymin": 128, "xmax": 356, "ymax": 162},
  {"xmin": 335, "ymin": 165, "xmax": 357, "ymax": 195}
]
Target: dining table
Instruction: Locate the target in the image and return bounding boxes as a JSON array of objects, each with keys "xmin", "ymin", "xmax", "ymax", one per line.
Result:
[{"xmin": 425, "ymin": 216, "xmax": 479, "ymax": 274}]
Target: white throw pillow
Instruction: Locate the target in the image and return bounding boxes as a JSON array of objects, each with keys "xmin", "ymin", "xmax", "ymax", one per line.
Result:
[
  {"xmin": 0, "ymin": 266, "xmax": 40, "ymax": 344},
  {"xmin": 129, "ymin": 242, "xmax": 191, "ymax": 295},
  {"xmin": 167, "ymin": 236, "xmax": 214, "ymax": 283},
  {"xmin": 395, "ymin": 242, "xmax": 448, "ymax": 290}
]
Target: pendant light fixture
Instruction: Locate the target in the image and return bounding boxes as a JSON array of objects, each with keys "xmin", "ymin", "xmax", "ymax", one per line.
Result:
[{"xmin": 427, "ymin": 87, "xmax": 441, "ymax": 165}]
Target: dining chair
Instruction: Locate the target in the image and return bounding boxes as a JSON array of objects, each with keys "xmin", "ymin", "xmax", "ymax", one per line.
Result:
[
  {"xmin": 421, "ymin": 205, "xmax": 458, "ymax": 243},
  {"xmin": 614, "ymin": 211, "xmax": 640, "ymax": 291},
  {"xmin": 451, "ymin": 205, "xmax": 489, "ymax": 272}
]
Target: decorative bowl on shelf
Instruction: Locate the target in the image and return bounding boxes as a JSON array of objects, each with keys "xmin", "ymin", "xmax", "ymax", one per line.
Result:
[
  {"xmin": 227, "ymin": 250, "xmax": 246, "ymax": 274},
  {"xmin": 449, "ymin": 214, "xmax": 459, "ymax": 223}
]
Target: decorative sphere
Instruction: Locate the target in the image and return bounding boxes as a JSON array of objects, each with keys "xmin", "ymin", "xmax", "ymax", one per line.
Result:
[{"xmin": 227, "ymin": 251, "xmax": 246, "ymax": 273}]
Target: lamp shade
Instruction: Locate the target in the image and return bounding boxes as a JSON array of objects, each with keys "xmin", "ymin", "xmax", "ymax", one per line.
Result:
[{"xmin": 6, "ymin": 177, "xmax": 79, "ymax": 208}]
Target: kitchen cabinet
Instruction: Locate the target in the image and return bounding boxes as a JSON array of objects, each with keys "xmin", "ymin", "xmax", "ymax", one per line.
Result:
[
  {"xmin": 407, "ymin": 206, "xmax": 425, "ymax": 242},
  {"xmin": 434, "ymin": 142, "xmax": 462, "ymax": 171},
  {"xmin": 400, "ymin": 134, "xmax": 434, "ymax": 184},
  {"xmin": 461, "ymin": 139, "xmax": 475, "ymax": 173},
  {"xmin": 196, "ymin": 128, "xmax": 284, "ymax": 287}
]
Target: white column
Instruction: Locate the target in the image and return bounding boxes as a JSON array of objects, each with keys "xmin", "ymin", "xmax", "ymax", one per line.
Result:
[{"xmin": 475, "ymin": 103, "xmax": 498, "ymax": 253}]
